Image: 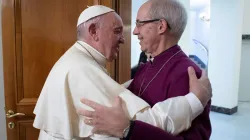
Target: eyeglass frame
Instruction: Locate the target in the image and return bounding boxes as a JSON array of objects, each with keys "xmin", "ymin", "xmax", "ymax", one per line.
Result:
[{"xmin": 135, "ymin": 19, "xmax": 171, "ymax": 29}]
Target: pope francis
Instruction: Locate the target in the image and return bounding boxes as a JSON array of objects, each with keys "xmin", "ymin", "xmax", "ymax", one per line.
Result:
[{"xmin": 33, "ymin": 5, "xmax": 206, "ymax": 140}]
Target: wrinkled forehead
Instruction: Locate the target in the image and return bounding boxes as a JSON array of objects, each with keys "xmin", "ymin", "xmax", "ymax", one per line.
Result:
[
  {"xmin": 137, "ymin": 1, "xmax": 151, "ymax": 20},
  {"xmin": 104, "ymin": 12, "xmax": 123, "ymax": 28},
  {"xmin": 112, "ymin": 13, "xmax": 123, "ymax": 28}
]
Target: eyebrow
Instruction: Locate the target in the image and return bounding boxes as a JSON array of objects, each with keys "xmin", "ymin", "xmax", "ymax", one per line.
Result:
[
  {"xmin": 136, "ymin": 19, "xmax": 145, "ymax": 22},
  {"xmin": 113, "ymin": 26, "xmax": 123, "ymax": 30}
]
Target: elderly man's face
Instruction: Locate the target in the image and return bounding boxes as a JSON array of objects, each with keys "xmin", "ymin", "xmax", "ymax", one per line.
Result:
[
  {"xmin": 98, "ymin": 12, "xmax": 125, "ymax": 61},
  {"xmin": 133, "ymin": 2, "xmax": 161, "ymax": 54}
]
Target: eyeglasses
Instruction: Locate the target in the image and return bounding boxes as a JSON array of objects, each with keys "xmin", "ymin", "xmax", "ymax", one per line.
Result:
[{"xmin": 135, "ymin": 19, "xmax": 171, "ymax": 29}]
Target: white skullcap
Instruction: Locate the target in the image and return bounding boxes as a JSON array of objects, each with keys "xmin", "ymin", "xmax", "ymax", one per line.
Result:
[{"xmin": 77, "ymin": 5, "xmax": 115, "ymax": 27}]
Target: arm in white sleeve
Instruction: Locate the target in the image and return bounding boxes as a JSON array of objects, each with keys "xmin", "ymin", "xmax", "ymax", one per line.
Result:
[
  {"xmin": 134, "ymin": 92, "xmax": 204, "ymax": 135},
  {"xmin": 185, "ymin": 92, "xmax": 204, "ymax": 120}
]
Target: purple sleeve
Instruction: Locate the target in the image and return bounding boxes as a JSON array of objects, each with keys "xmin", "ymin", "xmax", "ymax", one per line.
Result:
[{"xmin": 129, "ymin": 71, "xmax": 212, "ymax": 140}]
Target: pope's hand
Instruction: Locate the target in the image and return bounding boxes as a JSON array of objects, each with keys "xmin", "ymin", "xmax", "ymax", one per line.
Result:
[
  {"xmin": 188, "ymin": 66, "xmax": 212, "ymax": 107},
  {"xmin": 77, "ymin": 96, "xmax": 129, "ymax": 138}
]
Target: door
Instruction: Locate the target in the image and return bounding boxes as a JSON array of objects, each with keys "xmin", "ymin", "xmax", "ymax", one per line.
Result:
[
  {"xmin": 115, "ymin": 0, "xmax": 132, "ymax": 84},
  {"xmin": 1, "ymin": 0, "xmax": 116, "ymax": 139}
]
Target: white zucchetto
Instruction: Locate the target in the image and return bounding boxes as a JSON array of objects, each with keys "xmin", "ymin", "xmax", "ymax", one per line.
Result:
[{"xmin": 77, "ymin": 5, "xmax": 115, "ymax": 27}]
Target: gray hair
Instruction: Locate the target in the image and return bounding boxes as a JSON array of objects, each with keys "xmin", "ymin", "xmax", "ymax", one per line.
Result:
[
  {"xmin": 148, "ymin": 0, "xmax": 187, "ymax": 39},
  {"xmin": 77, "ymin": 16, "xmax": 103, "ymax": 40}
]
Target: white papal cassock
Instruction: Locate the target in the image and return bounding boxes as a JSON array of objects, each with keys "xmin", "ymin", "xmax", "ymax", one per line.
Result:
[{"xmin": 33, "ymin": 41, "xmax": 203, "ymax": 140}]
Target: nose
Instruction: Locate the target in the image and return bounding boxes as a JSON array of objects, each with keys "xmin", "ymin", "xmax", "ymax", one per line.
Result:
[
  {"xmin": 120, "ymin": 33, "xmax": 125, "ymax": 44},
  {"xmin": 133, "ymin": 26, "xmax": 139, "ymax": 35}
]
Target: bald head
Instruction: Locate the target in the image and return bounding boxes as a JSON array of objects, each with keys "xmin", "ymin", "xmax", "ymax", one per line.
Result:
[
  {"xmin": 146, "ymin": 0, "xmax": 188, "ymax": 39},
  {"xmin": 133, "ymin": 0, "xmax": 187, "ymax": 56}
]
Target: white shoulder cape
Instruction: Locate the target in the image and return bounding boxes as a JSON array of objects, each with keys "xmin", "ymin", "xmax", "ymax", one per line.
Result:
[{"xmin": 33, "ymin": 42, "xmax": 149, "ymax": 139}]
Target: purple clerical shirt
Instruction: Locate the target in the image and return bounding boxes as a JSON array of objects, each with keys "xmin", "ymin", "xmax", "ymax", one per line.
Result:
[{"xmin": 128, "ymin": 45, "xmax": 211, "ymax": 140}]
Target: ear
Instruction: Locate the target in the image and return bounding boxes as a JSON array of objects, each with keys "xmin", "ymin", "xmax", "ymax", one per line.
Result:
[
  {"xmin": 89, "ymin": 23, "xmax": 99, "ymax": 41},
  {"xmin": 158, "ymin": 19, "xmax": 168, "ymax": 34}
]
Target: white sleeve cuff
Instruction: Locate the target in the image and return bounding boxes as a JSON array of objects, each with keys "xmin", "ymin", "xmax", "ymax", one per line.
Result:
[{"xmin": 185, "ymin": 92, "xmax": 204, "ymax": 120}]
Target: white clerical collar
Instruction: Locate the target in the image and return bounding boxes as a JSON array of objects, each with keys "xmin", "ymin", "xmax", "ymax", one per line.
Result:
[
  {"xmin": 75, "ymin": 41, "xmax": 107, "ymax": 68},
  {"xmin": 146, "ymin": 53, "xmax": 154, "ymax": 62},
  {"xmin": 148, "ymin": 57, "xmax": 154, "ymax": 62}
]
